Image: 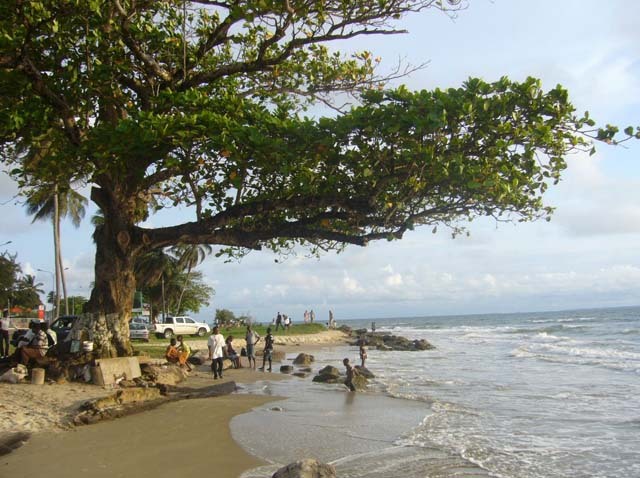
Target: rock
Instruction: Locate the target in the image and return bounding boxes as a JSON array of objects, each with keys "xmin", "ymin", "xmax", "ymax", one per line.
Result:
[
  {"xmin": 354, "ymin": 366, "xmax": 375, "ymax": 379},
  {"xmin": 188, "ymin": 350, "xmax": 207, "ymax": 365},
  {"xmin": 292, "ymin": 372, "xmax": 308, "ymax": 378},
  {"xmin": 298, "ymin": 367, "xmax": 313, "ymax": 373},
  {"xmin": 0, "ymin": 432, "xmax": 31, "ymax": 457},
  {"xmin": 280, "ymin": 365, "xmax": 294, "ymax": 373},
  {"xmin": 271, "ymin": 406, "xmax": 284, "ymax": 412},
  {"xmin": 349, "ymin": 374, "xmax": 368, "ymax": 391},
  {"xmin": 292, "ymin": 353, "xmax": 314, "ymax": 365},
  {"xmin": 141, "ymin": 364, "xmax": 189, "ymax": 386},
  {"xmin": 272, "ymin": 459, "xmax": 336, "ymax": 478},
  {"xmin": 318, "ymin": 365, "xmax": 340, "ymax": 376},
  {"xmin": 312, "ymin": 366, "xmax": 342, "ymax": 384},
  {"xmin": 349, "ymin": 332, "xmax": 435, "ymax": 351},
  {"xmin": 222, "ymin": 358, "xmax": 234, "ymax": 370},
  {"xmin": 354, "ymin": 328, "xmax": 368, "ymax": 336},
  {"xmin": 337, "ymin": 324, "xmax": 352, "ymax": 335}
]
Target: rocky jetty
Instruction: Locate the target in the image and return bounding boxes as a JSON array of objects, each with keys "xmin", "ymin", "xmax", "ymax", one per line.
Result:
[{"xmin": 351, "ymin": 332, "xmax": 434, "ymax": 351}]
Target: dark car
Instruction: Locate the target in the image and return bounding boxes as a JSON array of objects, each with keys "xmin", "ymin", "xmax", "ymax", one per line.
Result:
[{"xmin": 10, "ymin": 316, "xmax": 78, "ymax": 347}]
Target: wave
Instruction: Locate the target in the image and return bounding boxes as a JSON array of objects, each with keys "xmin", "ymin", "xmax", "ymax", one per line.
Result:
[{"xmin": 511, "ymin": 342, "xmax": 640, "ymax": 374}]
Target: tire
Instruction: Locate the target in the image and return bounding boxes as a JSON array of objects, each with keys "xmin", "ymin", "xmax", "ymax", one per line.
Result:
[
  {"xmin": 163, "ymin": 329, "xmax": 174, "ymax": 339},
  {"xmin": 197, "ymin": 327, "xmax": 206, "ymax": 337}
]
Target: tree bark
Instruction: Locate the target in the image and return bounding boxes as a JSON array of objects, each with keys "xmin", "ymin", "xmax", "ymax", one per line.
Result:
[
  {"xmin": 83, "ymin": 186, "xmax": 144, "ymax": 357},
  {"xmin": 53, "ymin": 190, "xmax": 61, "ymax": 320}
]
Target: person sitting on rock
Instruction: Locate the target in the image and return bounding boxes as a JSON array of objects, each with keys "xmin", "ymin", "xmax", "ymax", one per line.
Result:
[
  {"xmin": 225, "ymin": 336, "xmax": 241, "ymax": 368},
  {"xmin": 176, "ymin": 335, "xmax": 192, "ymax": 371},
  {"xmin": 165, "ymin": 338, "xmax": 180, "ymax": 363},
  {"xmin": 343, "ymin": 357, "xmax": 359, "ymax": 392},
  {"xmin": 20, "ymin": 322, "xmax": 48, "ymax": 366}
]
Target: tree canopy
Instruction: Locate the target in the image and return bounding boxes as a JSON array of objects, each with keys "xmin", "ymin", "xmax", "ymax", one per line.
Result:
[{"xmin": 1, "ymin": 0, "xmax": 636, "ymax": 356}]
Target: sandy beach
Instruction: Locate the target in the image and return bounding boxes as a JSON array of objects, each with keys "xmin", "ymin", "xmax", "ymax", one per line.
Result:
[{"xmin": 0, "ymin": 330, "xmax": 349, "ymax": 478}]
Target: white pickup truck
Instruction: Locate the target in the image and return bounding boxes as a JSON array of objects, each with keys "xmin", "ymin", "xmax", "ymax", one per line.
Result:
[{"xmin": 153, "ymin": 316, "xmax": 210, "ymax": 339}]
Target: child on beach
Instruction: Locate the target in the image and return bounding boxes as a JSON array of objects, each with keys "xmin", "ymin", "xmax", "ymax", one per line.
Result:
[
  {"xmin": 260, "ymin": 327, "xmax": 274, "ymax": 372},
  {"xmin": 359, "ymin": 340, "xmax": 368, "ymax": 368},
  {"xmin": 343, "ymin": 357, "xmax": 358, "ymax": 392}
]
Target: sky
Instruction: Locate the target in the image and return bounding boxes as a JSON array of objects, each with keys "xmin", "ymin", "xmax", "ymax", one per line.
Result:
[{"xmin": 1, "ymin": 0, "xmax": 639, "ymax": 323}]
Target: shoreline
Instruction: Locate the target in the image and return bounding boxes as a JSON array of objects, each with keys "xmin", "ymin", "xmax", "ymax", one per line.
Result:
[{"xmin": 0, "ymin": 330, "xmax": 351, "ymax": 478}]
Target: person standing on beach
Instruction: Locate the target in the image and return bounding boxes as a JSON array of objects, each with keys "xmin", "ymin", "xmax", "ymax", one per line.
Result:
[
  {"xmin": 208, "ymin": 326, "xmax": 225, "ymax": 379},
  {"xmin": 275, "ymin": 312, "xmax": 283, "ymax": 331},
  {"xmin": 310, "ymin": 309, "xmax": 315, "ymax": 324},
  {"xmin": 343, "ymin": 358, "xmax": 359, "ymax": 392},
  {"xmin": 0, "ymin": 312, "xmax": 10, "ymax": 358},
  {"xmin": 359, "ymin": 338, "xmax": 368, "ymax": 368},
  {"xmin": 304, "ymin": 310, "xmax": 309, "ymax": 324},
  {"xmin": 245, "ymin": 325, "xmax": 261, "ymax": 369},
  {"xmin": 260, "ymin": 327, "xmax": 274, "ymax": 372}
]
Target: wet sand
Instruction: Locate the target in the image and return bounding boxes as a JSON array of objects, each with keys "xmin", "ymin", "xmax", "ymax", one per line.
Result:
[{"xmin": 0, "ymin": 393, "xmax": 280, "ymax": 478}]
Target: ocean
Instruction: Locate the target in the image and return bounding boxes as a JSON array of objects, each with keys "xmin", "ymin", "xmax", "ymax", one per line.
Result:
[{"xmin": 234, "ymin": 306, "xmax": 640, "ymax": 478}]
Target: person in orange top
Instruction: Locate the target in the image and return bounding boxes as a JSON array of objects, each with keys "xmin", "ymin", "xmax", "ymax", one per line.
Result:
[{"xmin": 165, "ymin": 338, "xmax": 179, "ymax": 363}]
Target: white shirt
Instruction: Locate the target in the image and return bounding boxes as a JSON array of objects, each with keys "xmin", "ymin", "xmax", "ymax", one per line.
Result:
[
  {"xmin": 0, "ymin": 317, "xmax": 9, "ymax": 331},
  {"xmin": 208, "ymin": 333, "xmax": 225, "ymax": 359}
]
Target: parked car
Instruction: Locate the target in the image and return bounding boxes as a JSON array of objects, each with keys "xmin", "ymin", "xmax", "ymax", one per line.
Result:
[
  {"xmin": 10, "ymin": 315, "xmax": 78, "ymax": 347},
  {"xmin": 129, "ymin": 322, "xmax": 150, "ymax": 342},
  {"xmin": 153, "ymin": 316, "xmax": 210, "ymax": 339}
]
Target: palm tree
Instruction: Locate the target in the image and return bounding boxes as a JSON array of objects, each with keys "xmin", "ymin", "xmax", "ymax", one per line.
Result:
[
  {"xmin": 171, "ymin": 244, "xmax": 212, "ymax": 315},
  {"xmin": 18, "ymin": 274, "xmax": 45, "ymax": 296},
  {"xmin": 26, "ymin": 184, "xmax": 87, "ymax": 317}
]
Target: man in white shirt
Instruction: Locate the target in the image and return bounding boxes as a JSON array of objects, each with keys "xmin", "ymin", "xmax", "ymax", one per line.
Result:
[{"xmin": 208, "ymin": 326, "xmax": 225, "ymax": 379}]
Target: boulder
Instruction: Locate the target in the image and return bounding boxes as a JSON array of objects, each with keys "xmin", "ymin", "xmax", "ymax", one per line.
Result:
[
  {"xmin": 280, "ymin": 365, "xmax": 294, "ymax": 373},
  {"xmin": 141, "ymin": 364, "xmax": 189, "ymax": 386},
  {"xmin": 293, "ymin": 372, "xmax": 309, "ymax": 378},
  {"xmin": 272, "ymin": 459, "xmax": 336, "ymax": 478},
  {"xmin": 354, "ymin": 366, "xmax": 375, "ymax": 379},
  {"xmin": 312, "ymin": 366, "xmax": 342, "ymax": 384},
  {"xmin": 298, "ymin": 367, "xmax": 313, "ymax": 373},
  {"xmin": 349, "ymin": 374, "xmax": 368, "ymax": 391},
  {"xmin": 292, "ymin": 353, "xmax": 315, "ymax": 365},
  {"xmin": 188, "ymin": 350, "xmax": 208, "ymax": 365}
]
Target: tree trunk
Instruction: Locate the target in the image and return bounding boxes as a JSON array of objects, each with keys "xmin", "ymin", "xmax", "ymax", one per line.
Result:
[
  {"xmin": 53, "ymin": 190, "xmax": 61, "ymax": 320},
  {"xmin": 175, "ymin": 266, "xmax": 192, "ymax": 316},
  {"xmin": 83, "ymin": 187, "xmax": 144, "ymax": 358},
  {"xmin": 84, "ymin": 225, "xmax": 138, "ymax": 357},
  {"xmin": 57, "ymin": 233, "xmax": 69, "ymax": 315}
]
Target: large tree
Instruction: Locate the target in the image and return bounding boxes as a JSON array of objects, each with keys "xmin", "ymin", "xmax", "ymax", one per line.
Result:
[{"xmin": 0, "ymin": 1, "xmax": 635, "ymax": 357}]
